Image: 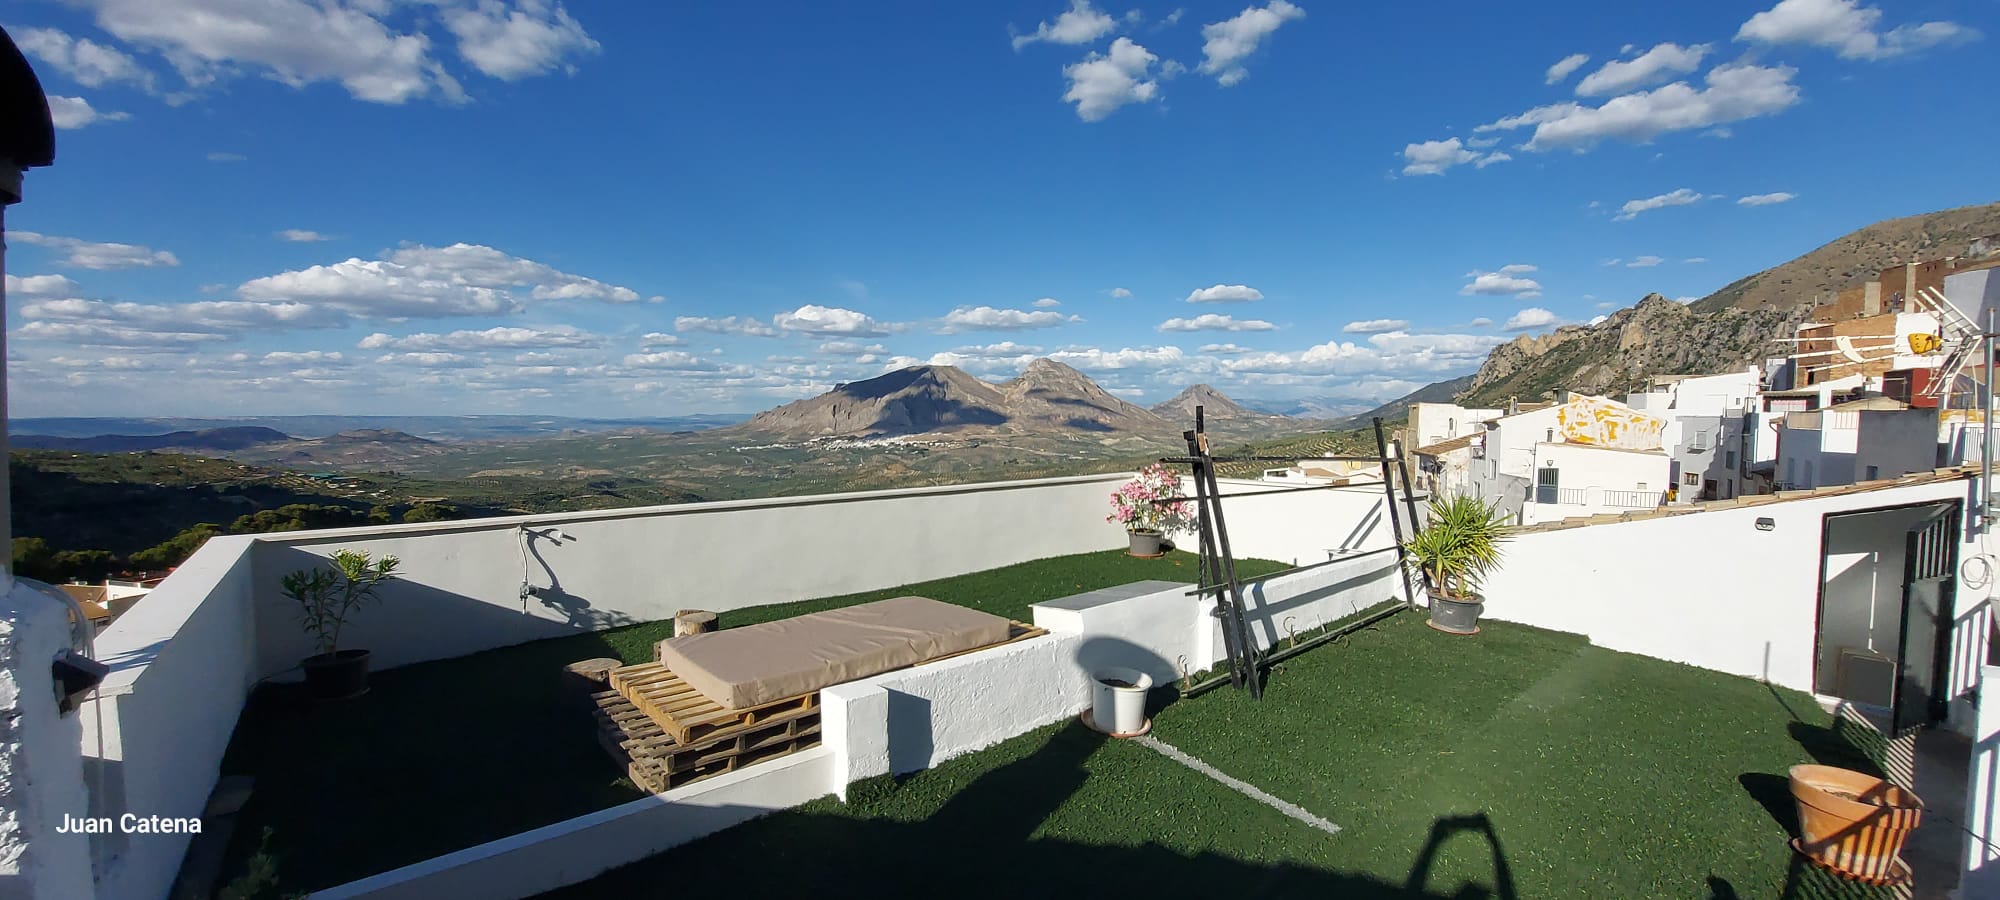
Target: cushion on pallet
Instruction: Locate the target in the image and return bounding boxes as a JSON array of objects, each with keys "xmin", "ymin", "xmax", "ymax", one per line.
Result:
[{"xmin": 655, "ymin": 596, "xmax": 1013, "ymax": 709}]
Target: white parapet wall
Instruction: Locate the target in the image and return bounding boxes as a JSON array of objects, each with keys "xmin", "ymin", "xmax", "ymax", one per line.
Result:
[
  {"xmin": 83, "ymin": 536, "xmax": 260, "ymax": 900},
  {"xmin": 309, "ymin": 748, "xmax": 838, "ymax": 900},
  {"xmin": 249, "ymin": 473, "xmax": 1134, "ymax": 677},
  {"xmin": 1186, "ymin": 478, "xmax": 1405, "ymax": 567},
  {"xmin": 1478, "ymin": 477, "xmax": 1991, "ymax": 695}
]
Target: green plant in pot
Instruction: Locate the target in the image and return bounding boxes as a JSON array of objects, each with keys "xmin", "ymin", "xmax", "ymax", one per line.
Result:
[
  {"xmin": 282, "ymin": 549, "xmax": 400, "ymax": 700},
  {"xmin": 1403, "ymin": 493, "xmax": 1508, "ymax": 635}
]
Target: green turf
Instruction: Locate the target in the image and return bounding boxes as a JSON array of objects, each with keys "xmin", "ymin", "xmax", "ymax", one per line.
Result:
[
  {"xmin": 210, "ymin": 548, "xmax": 1281, "ymax": 897},
  {"xmin": 547, "ymin": 613, "xmax": 1893, "ymax": 900}
]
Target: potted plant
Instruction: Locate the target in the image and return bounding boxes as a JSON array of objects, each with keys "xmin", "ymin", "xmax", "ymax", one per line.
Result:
[
  {"xmin": 1106, "ymin": 464, "xmax": 1194, "ymax": 557},
  {"xmin": 1403, "ymin": 493, "xmax": 1508, "ymax": 635},
  {"xmin": 282, "ymin": 549, "xmax": 401, "ymax": 700}
]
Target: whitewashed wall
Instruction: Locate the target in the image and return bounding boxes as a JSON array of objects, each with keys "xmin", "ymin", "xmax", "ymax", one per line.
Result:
[
  {"xmin": 1965, "ymin": 665, "xmax": 2000, "ymax": 896},
  {"xmin": 1212, "ymin": 551, "xmax": 1404, "ymax": 662},
  {"xmin": 0, "ymin": 578, "xmax": 95, "ymax": 900},
  {"xmin": 1184, "ymin": 478, "xmax": 1402, "ymax": 567},
  {"xmin": 1479, "ymin": 478, "xmax": 1991, "ymax": 696},
  {"xmin": 84, "ymin": 536, "xmax": 260, "ymax": 900},
  {"xmin": 252, "ymin": 474, "xmax": 1131, "ymax": 676}
]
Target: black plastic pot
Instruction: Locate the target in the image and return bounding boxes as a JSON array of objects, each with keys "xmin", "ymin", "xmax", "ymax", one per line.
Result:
[
  {"xmin": 1428, "ymin": 595, "xmax": 1483, "ymax": 635},
  {"xmin": 301, "ymin": 649, "xmax": 371, "ymax": 700}
]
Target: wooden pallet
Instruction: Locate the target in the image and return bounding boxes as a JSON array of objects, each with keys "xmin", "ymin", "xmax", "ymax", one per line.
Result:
[
  {"xmin": 607, "ymin": 664, "xmax": 820, "ymax": 745},
  {"xmin": 591, "ymin": 691, "xmax": 821, "ymax": 793}
]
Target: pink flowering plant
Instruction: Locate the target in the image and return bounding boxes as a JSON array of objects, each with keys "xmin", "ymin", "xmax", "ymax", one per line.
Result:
[{"xmin": 1106, "ymin": 464, "xmax": 1196, "ymax": 535}]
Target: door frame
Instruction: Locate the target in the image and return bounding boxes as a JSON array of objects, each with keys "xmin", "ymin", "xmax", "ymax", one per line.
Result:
[{"xmin": 1810, "ymin": 498, "xmax": 1964, "ymax": 714}]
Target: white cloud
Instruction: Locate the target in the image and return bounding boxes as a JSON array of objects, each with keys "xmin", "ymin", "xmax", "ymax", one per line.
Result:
[
  {"xmin": 1474, "ymin": 151, "xmax": 1511, "ymax": 169},
  {"xmin": 206, "ymin": 151, "xmax": 246, "ymax": 162},
  {"xmin": 1198, "ymin": 343, "xmax": 1254, "ymax": 354},
  {"xmin": 237, "ymin": 243, "xmax": 645, "ymax": 319},
  {"xmin": 1738, "ymin": 191, "xmax": 1796, "ymax": 206},
  {"xmin": 386, "ymin": 243, "xmax": 643, "ymax": 302},
  {"xmin": 1545, "ymin": 52, "xmax": 1589, "ymax": 84},
  {"xmin": 11, "ymin": 231, "xmax": 177, "ymax": 269},
  {"xmin": 376, "ymin": 351, "xmax": 476, "ymax": 368},
  {"xmin": 1158, "ymin": 314, "xmax": 1277, "ymax": 332},
  {"xmin": 439, "ymin": 0, "xmax": 600, "ymax": 80},
  {"xmin": 1401, "ymin": 138, "xmax": 1478, "ymax": 176},
  {"xmin": 1478, "ymin": 62, "xmax": 1800, "ymax": 151},
  {"xmin": 15, "ymin": 320, "xmax": 226, "ymax": 348},
  {"xmin": 13, "ymin": 26, "xmax": 154, "ymax": 90},
  {"xmin": 1185, "ymin": 283, "xmax": 1264, "ymax": 303},
  {"xmin": 276, "ymin": 229, "xmax": 330, "ymax": 242},
  {"xmin": 776, "ymin": 304, "xmax": 897, "ymax": 337},
  {"xmin": 1503, "ymin": 307, "xmax": 1560, "ymax": 330},
  {"xmin": 1736, "ymin": 0, "xmax": 1977, "ymax": 61},
  {"xmin": 1047, "ymin": 346, "xmax": 1185, "ymax": 370},
  {"xmin": 940, "ymin": 305, "xmax": 1079, "ymax": 333},
  {"xmin": 1108, "ymin": 287, "xmax": 1132, "ymax": 298},
  {"xmin": 676, "ymin": 315, "xmax": 777, "ymax": 337},
  {"xmin": 1469, "ymin": 317, "xmax": 1494, "ymax": 327},
  {"xmin": 1220, "ymin": 331, "xmax": 1502, "ymax": 378},
  {"xmin": 1013, "ymin": 0, "xmax": 1118, "ymax": 50},
  {"xmin": 1342, "ymin": 318, "xmax": 1409, "ymax": 334},
  {"xmin": 1063, "ymin": 37, "xmax": 1162, "ymax": 121},
  {"xmin": 620, "ymin": 351, "xmax": 720, "ymax": 371},
  {"xmin": 1574, "ymin": 43, "xmax": 1709, "ymax": 96},
  {"xmin": 3, "ymin": 274, "xmax": 82, "ymax": 299},
  {"xmin": 357, "ymin": 325, "xmax": 601, "ymax": 351},
  {"xmin": 23, "ymin": 296, "xmax": 343, "ymax": 332},
  {"xmin": 1626, "ymin": 255, "xmax": 1664, "ymax": 268},
  {"xmin": 44, "ymin": 95, "xmax": 129, "ymax": 130},
  {"xmin": 817, "ymin": 340, "xmax": 890, "ymax": 356},
  {"xmin": 259, "ymin": 350, "xmax": 346, "ymax": 366},
  {"xmin": 1460, "ymin": 265, "xmax": 1542, "ymax": 298},
  {"xmin": 1031, "ymin": 297, "xmax": 1062, "ymax": 308},
  {"xmin": 1614, "ymin": 187, "xmax": 1704, "ymax": 221},
  {"xmin": 1684, "ymin": 257, "xmax": 1709, "ymax": 263},
  {"xmin": 62, "ymin": 0, "xmax": 603, "ymax": 105},
  {"xmin": 639, "ymin": 332, "xmax": 685, "ymax": 348},
  {"xmin": 1197, "ymin": 0, "xmax": 1305, "ymax": 86}
]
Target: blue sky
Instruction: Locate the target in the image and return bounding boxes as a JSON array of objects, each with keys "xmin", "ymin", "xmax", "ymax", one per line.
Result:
[{"xmin": 4, "ymin": 0, "xmax": 1995, "ymax": 417}]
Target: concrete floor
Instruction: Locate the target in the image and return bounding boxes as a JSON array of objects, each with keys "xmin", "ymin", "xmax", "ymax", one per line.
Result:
[{"xmin": 1828, "ymin": 703, "xmax": 1970, "ymax": 900}]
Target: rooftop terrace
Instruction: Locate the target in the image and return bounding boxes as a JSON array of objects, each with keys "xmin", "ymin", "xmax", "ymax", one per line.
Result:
[{"xmin": 551, "ymin": 614, "xmax": 1892, "ymax": 899}]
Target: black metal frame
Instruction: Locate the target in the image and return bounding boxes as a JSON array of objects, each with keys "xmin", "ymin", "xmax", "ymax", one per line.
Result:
[{"xmin": 1159, "ymin": 408, "xmax": 1420, "ymax": 699}]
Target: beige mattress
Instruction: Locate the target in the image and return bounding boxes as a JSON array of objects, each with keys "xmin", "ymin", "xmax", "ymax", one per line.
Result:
[{"xmin": 655, "ymin": 596, "xmax": 1014, "ymax": 709}]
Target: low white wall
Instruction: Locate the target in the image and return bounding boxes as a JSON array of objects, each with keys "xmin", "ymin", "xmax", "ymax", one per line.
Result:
[
  {"xmin": 824, "ymin": 632, "xmax": 1091, "ymax": 779},
  {"xmin": 251, "ymin": 474, "xmax": 1130, "ymax": 676},
  {"xmin": 309, "ymin": 748, "xmax": 837, "ymax": 900},
  {"xmin": 1209, "ymin": 550, "xmax": 1405, "ymax": 664},
  {"xmin": 83, "ymin": 536, "xmax": 260, "ymax": 900},
  {"xmin": 1966, "ymin": 665, "xmax": 2000, "ymax": 896},
  {"xmin": 1184, "ymin": 479, "xmax": 1403, "ymax": 567},
  {"xmin": 1480, "ymin": 478, "xmax": 1987, "ymax": 694}
]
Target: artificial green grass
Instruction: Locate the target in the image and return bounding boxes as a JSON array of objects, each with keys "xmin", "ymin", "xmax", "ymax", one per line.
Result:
[
  {"xmin": 210, "ymin": 549, "xmax": 1278, "ymax": 897},
  {"xmin": 549, "ymin": 614, "xmax": 1892, "ymax": 900}
]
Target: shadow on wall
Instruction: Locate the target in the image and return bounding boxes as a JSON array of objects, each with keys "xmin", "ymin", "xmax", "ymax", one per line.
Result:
[
  {"xmin": 553, "ymin": 721, "xmax": 1532, "ymax": 900},
  {"xmin": 255, "ymin": 543, "xmax": 612, "ymax": 677},
  {"xmin": 1237, "ymin": 559, "xmax": 1398, "ymax": 650}
]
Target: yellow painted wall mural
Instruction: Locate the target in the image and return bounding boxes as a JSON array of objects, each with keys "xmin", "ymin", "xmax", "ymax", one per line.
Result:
[{"xmin": 1553, "ymin": 396, "xmax": 1665, "ymax": 449}]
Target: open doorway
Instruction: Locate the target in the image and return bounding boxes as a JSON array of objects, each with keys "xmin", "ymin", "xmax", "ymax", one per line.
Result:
[{"xmin": 1814, "ymin": 500, "xmax": 1961, "ymax": 732}]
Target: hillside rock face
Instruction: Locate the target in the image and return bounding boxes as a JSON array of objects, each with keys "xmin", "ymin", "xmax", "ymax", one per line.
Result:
[
  {"xmin": 733, "ymin": 358, "xmax": 1174, "ymax": 439},
  {"xmin": 1694, "ymin": 200, "xmax": 2000, "ymax": 313},
  {"xmin": 1460, "ymin": 295, "xmax": 1804, "ymax": 406},
  {"xmin": 1149, "ymin": 384, "xmax": 1271, "ymax": 421}
]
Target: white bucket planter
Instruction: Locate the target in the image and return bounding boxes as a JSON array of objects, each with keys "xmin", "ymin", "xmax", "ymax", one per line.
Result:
[{"xmin": 1090, "ymin": 667, "xmax": 1153, "ymax": 736}]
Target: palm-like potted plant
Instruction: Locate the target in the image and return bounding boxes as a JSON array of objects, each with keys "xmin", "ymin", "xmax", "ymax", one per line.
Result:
[
  {"xmin": 1106, "ymin": 464, "xmax": 1195, "ymax": 557},
  {"xmin": 1404, "ymin": 494, "xmax": 1509, "ymax": 635},
  {"xmin": 282, "ymin": 549, "xmax": 400, "ymax": 700}
]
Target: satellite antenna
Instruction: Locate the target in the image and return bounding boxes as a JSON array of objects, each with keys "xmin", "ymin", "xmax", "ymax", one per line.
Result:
[{"xmin": 1907, "ymin": 286, "xmax": 1980, "ymax": 401}]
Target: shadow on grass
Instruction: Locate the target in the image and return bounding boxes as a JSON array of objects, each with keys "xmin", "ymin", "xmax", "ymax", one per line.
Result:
[
  {"xmin": 555, "ymin": 720, "xmax": 1530, "ymax": 900},
  {"xmin": 1728, "ymin": 708, "xmax": 1903, "ymax": 900}
]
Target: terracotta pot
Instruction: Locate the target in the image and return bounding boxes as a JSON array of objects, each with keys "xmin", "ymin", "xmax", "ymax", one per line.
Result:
[{"xmin": 1788, "ymin": 764, "xmax": 1923, "ymax": 884}]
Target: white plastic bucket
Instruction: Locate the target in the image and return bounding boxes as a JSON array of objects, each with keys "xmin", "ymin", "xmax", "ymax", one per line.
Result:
[{"xmin": 1091, "ymin": 667, "xmax": 1153, "ymax": 735}]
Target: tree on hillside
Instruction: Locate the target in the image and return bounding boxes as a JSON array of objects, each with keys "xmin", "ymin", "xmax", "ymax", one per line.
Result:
[
  {"xmin": 402, "ymin": 501, "xmax": 461, "ymax": 523},
  {"xmin": 130, "ymin": 523, "xmax": 223, "ymax": 571},
  {"xmin": 230, "ymin": 504, "xmax": 371, "ymax": 534},
  {"xmin": 12, "ymin": 537, "xmax": 54, "ymax": 581}
]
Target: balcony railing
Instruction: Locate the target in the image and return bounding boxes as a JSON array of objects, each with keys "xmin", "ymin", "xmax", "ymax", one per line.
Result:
[
  {"xmin": 1537, "ymin": 486, "xmax": 1587, "ymax": 505},
  {"xmin": 1604, "ymin": 490, "xmax": 1664, "ymax": 509}
]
